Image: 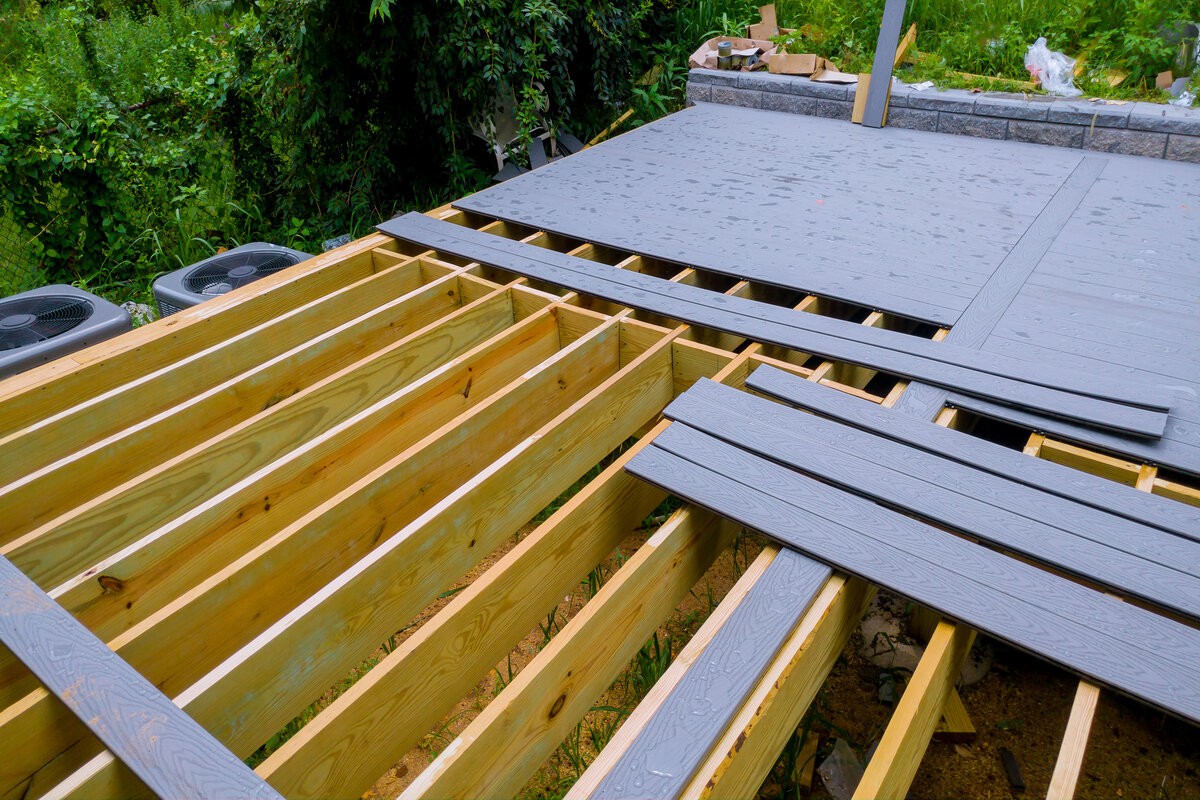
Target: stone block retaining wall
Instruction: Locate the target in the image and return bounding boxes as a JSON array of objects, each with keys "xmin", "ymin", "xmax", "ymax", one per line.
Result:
[{"xmin": 686, "ymin": 68, "xmax": 1200, "ymax": 163}]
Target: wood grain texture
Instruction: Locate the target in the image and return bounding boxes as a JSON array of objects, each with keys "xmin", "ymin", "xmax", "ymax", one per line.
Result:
[
  {"xmin": 0, "ymin": 315, "xmax": 617, "ymax": 794},
  {"xmin": 378, "ymin": 213, "xmax": 1169, "ymax": 436},
  {"xmin": 589, "ymin": 549, "xmax": 831, "ymax": 799},
  {"xmin": 625, "ymin": 437, "xmax": 1200, "ymax": 723},
  {"xmin": 1047, "ymin": 681, "xmax": 1101, "ymax": 800},
  {"xmin": 255, "ymin": 347, "xmax": 680, "ymax": 799},
  {"xmin": 682, "ymin": 576, "xmax": 874, "ymax": 799},
  {"xmin": 852, "ymin": 621, "xmax": 976, "ymax": 799},
  {"xmin": 662, "ymin": 380, "xmax": 1200, "ymax": 615},
  {"xmin": 47, "ymin": 325, "xmax": 678, "ymax": 799},
  {"xmin": 747, "ymin": 365, "xmax": 1200, "ymax": 542},
  {"xmin": 0, "ymin": 556, "xmax": 282, "ymax": 800}
]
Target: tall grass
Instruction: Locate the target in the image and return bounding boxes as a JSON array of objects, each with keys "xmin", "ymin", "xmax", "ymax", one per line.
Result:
[{"xmin": 774, "ymin": 0, "xmax": 1195, "ymax": 89}]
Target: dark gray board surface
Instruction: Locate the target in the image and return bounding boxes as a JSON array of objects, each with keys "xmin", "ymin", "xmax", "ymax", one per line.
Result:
[
  {"xmin": 590, "ymin": 550, "xmax": 831, "ymax": 800},
  {"xmin": 448, "ymin": 102, "xmax": 1200, "ymax": 474},
  {"xmin": 746, "ymin": 365, "xmax": 1200, "ymax": 542},
  {"xmin": 0, "ymin": 556, "xmax": 283, "ymax": 800},
  {"xmin": 862, "ymin": 0, "xmax": 907, "ymax": 128},
  {"xmin": 664, "ymin": 379, "xmax": 1200, "ymax": 616},
  {"xmin": 452, "ymin": 103, "xmax": 1088, "ymax": 326},
  {"xmin": 625, "ymin": 431, "xmax": 1200, "ymax": 725},
  {"xmin": 378, "ymin": 213, "xmax": 1168, "ymax": 436}
]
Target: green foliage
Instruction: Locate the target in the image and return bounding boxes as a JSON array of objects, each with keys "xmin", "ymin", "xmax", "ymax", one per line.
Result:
[
  {"xmin": 0, "ymin": 0, "xmax": 248, "ymax": 296},
  {"xmin": 775, "ymin": 0, "xmax": 1198, "ymax": 91}
]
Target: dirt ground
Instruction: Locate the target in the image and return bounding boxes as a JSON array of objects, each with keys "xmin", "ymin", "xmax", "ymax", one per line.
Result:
[{"xmin": 348, "ymin": 524, "xmax": 1199, "ymax": 800}]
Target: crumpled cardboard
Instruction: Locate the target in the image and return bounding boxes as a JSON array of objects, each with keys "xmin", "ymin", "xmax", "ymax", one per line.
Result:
[
  {"xmin": 768, "ymin": 53, "xmax": 831, "ymax": 76},
  {"xmin": 689, "ymin": 36, "xmax": 777, "ymax": 72}
]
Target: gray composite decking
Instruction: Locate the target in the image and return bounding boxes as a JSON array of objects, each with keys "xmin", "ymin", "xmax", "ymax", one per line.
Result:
[
  {"xmin": 449, "ymin": 102, "xmax": 1200, "ymax": 475},
  {"xmin": 0, "ymin": 556, "xmax": 283, "ymax": 800},
  {"xmin": 625, "ymin": 427, "xmax": 1200, "ymax": 725},
  {"xmin": 590, "ymin": 550, "xmax": 831, "ymax": 800},
  {"xmin": 746, "ymin": 366, "xmax": 1200, "ymax": 542},
  {"xmin": 665, "ymin": 378, "xmax": 1200, "ymax": 617},
  {"xmin": 379, "ymin": 213, "xmax": 1167, "ymax": 436}
]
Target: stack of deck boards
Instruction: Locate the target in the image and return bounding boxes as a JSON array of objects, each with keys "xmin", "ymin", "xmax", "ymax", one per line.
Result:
[{"xmin": 624, "ymin": 369, "xmax": 1200, "ymax": 726}]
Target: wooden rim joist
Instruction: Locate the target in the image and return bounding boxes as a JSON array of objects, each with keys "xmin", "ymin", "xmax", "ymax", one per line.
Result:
[{"xmin": 0, "ymin": 205, "xmax": 1196, "ymax": 800}]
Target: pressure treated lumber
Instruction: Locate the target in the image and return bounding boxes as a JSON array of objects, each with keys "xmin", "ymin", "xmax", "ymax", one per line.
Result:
[
  {"xmin": 0, "ymin": 312, "xmax": 619, "ymax": 793},
  {"xmin": 1047, "ymin": 682, "xmax": 1101, "ymax": 799},
  {"xmin": 588, "ymin": 549, "xmax": 831, "ymax": 799},
  {"xmin": 663, "ymin": 379, "xmax": 1200, "ymax": 615},
  {"xmin": 260, "ymin": 414, "xmax": 679, "ymax": 798},
  {"xmin": 45, "ymin": 322, "xmax": 676, "ymax": 799},
  {"xmin": 0, "ymin": 556, "xmax": 282, "ymax": 800},
  {"xmin": 398, "ymin": 509, "xmax": 738, "ymax": 800},
  {"xmin": 0, "ymin": 268, "xmax": 467, "ymax": 539},
  {"xmin": 747, "ymin": 365, "xmax": 1200, "ymax": 542},
  {"xmin": 852, "ymin": 621, "xmax": 976, "ymax": 799},
  {"xmin": 0, "ymin": 235, "xmax": 392, "ymax": 438},
  {"xmin": 378, "ymin": 213, "xmax": 1168, "ymax": 437},
  {"xmin": 625, "ymin": 432, "xmax": 1200, "ymax": 723}
]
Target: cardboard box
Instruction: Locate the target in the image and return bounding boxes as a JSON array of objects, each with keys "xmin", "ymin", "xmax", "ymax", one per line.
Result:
[{"xmin": 768, "ymin": 53, "xmax": 828, "ymax": 75}]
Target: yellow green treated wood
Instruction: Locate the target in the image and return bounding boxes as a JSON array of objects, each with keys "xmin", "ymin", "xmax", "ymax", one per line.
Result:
[
  {"xmin": 398, "ymin": 507, "xmax": 738, "ymax": 800},
  {"xmin": 0, "ymin": 310, "xmax": 616, "ymax": 792},
  {"xmin": 46, "ymin": 320, "xmax": 676, "ymax": 799},
  {"xmin": 0, "ymin": 268, "xmax": 465, "ymax": 538}
]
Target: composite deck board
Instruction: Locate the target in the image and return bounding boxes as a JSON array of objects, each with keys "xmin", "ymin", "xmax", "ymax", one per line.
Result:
[
  {"xmin": 450, "ymin": 101, "xmax": 1200, "ymax": 470},
  {"xmin": 0, "ymin": 555, "xmax": 283, "ymax": 800},
  {"xmin": 379, "ymin": 213, "xmax": 1169, "ymax": 436},
  {"xmin": 946, "ymin": 392, "xmax": 1200, "ymax": 477},
  {"xmin": 625, "ymin": 434, "xmax": 1200, "ymax": 724},
  {"xmin": 664, "ymin": 380, "xmax": 1200, "ymax": 614},
  {"xmin": 893, "ymin": 155, "xmax": 1107, "ymax": 420},
  {"xmin": 746, "ymin": 365, "xmax": 1200, "ymax": 541},
  {"xmin": 451, "ymin": 104, "xmax": 1088, "ymax": 324},
  {"xmin": 590, "ymin": 550, "xmax": 831, "ymax": 800},
  {"xmin": 862, "ymin": 0, "xmax": 907, "ymax": 128}
]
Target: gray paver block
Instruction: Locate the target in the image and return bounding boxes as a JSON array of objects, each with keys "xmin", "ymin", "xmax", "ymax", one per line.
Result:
[
  {"xmin": 685, "ymin": 82, "xmax": 712, "ymax": 105},
  {"xmin": 1128, "ymin": 102, "xmax": 1200, "ymax": 136},
  {"xmin": 938, "ymin": 112, "xmax": 1008, "ymax": 139},
  {"xmin": 737, "ymin": 71, "xmax": 793, "ymax": 93},
  {"xmin": 688, "ymin": 68, "xmax": 738, "ymax": 87},
  {"xmin": 1007, "ymin": 120, "xmax": 1084, "ymax": 149},
  {"xmin": 885, "ymin": 106, "xmax": 938, "ymax": 131},
  {"xmin": 1165, "ymin": 134, "xmax": 1200, "ymax": 163},
  {"xmin": 814, "ymin": 98, "xmax": 853, "ymax": 120},
  {"xmin": 788, "ymin": 79, "xmax": 853, "ymax": 101},
  {"xmin": 1047, "ymin": 99, "xmax": 1131, "ymax": 128},
  {"xmin": 762, "ymin": 92, "xmax": 818, "ymax": 116},
  {"xmin": 1083, "ymin": 127, "xmax": 1167, "ymax": 158},
  {"xmin": 908, "ymin": 89, "xmax": 976, "ymax": 114},
  {"xmin": 973, "ymin": 94, "xmax": 1049, "ymax": 121},
  {"xmin": 712, "ymin": 86, "xmax": 763, "ymax": 109}
]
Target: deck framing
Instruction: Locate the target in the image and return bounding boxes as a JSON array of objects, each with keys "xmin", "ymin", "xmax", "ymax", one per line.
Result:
[{"xmin": 0, "ymin": 203, "xmax": 1195, "ymax": 800}]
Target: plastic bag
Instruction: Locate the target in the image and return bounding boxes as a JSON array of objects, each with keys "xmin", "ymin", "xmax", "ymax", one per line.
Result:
[{"xmin": 1025, "ymin": 37, "xmax": 1082, "ymax": 97}]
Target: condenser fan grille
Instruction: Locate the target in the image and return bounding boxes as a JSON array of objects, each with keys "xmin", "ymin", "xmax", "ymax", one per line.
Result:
[
  {"xmin": 183, "ymin": 251, "xmax": 301, "ymax": 296},
  {"xmin": 0, "ymin": 295, "xmax": 93, "ymax": 351}
]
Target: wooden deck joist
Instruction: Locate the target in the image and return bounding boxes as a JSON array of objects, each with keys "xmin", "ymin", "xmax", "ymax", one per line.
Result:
[{"xmin": 0, "ymin": 197, "xmax": 1195, "ymax": 800}]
